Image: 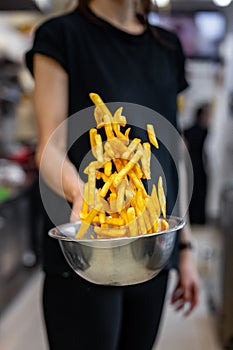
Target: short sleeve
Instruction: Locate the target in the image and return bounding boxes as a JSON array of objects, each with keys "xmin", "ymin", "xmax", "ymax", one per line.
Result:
[
  {"xmin": 25, "ymin": 19, "xmax": 67, "ymax": 76},
  {"xmin": 174, "ymin": 36, "xmax": 189, "ymax": 93}
]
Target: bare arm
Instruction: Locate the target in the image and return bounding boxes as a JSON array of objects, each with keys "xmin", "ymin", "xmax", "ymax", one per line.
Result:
[{"xmin": 34, "ymin": 54, "xmax": 84, "ymax": 220}]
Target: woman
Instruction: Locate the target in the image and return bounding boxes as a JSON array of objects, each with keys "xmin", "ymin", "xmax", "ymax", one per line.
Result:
[{"xmin": 26, "ymin": 1, "xmax": 199, "ymax": 349}]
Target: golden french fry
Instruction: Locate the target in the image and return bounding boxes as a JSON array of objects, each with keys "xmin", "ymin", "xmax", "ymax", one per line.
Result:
[
  {"xmin": 115, "ymin": 130, "xmax": 129, "ymax": 145},
  {"xmin": 136, "ymin": 210, "xmax": 147, "ymax": 235},
  {"xmin": 104, "ymin": 114, "xmax": 115, "ymax": 140},
  {"xmin": 88, "ymin": 162, "xmax": 96, "ymax": 206},
  {"xmin": 133, "ymin": 163, "xmax": 143, "ymax": 179},
  {"xmin": 104, "ymin": 141, "xmax": 116, "ymax": 158},
  {"xmin": 113, "ymin": 149, "xmax": 143, "ymax": 187},
  {"xmin": 143, "ymin": 210, "xmax": 153, "ymax": 233},
  {"xmin": 104, "ymin": 161, "xmax": 112, "ymax": 177},
  {"xmin": 105, "ymin": 217, "xmax": 125, "ymax": 226},
  {"xmin": 128, "ymin": 170, "xmax": 148, "ymax": 198},
  {"xmin": 103, "ymin": 152, "xmax": 111, "ymax": 162},
  {"xmin": 82, "ymin": 183, "xmax": 89, "ymax": 215},
  {"xmin": 109, "ymin": 192, "xmax": 117, "ymax": 213},
  {"xmin": 100, "ymin": 197, "xmax": 111, "ymax": 213},
  {"xmin": 122, "ymin": 138, "xmax": 141, "ymax": 160},
  {"xmin": 101, "ymin": 223, "xmax": 109, "ymax": 229},
  {"xmin": 89, "ymin": 93, "xmax": 113, "ymax": 122},
  {"xmin": 137, "ymin": 197, "xmax": 152, "ymax": 233},
  {"xmin": 152, "ymin": 220, "xmax": 160, "ymax": 233},
  {"xmin": 94, "ymin": 106, "xmax": 105, "ymax": 129},
  {"xmin": 109, "ymin": 138, "xmax": 128, "ymax": 155},
  {"xmin": 137, "ymin": 213, "xmax": 147, "ymax": 235},
  {"xmin": 141, "ymin": 143, "xmax": 151, "ymax": 179},
  {"xmin": 158, "ymin": 176, "xmax": 166, "ymax": 218},
  {"xmin": 97, "ymin": 172, "xmax": 115, "ymax": 192},
  {"xmin": 89, "ymin": 129, "xmax": 97, "ymax": 158},
  {"xmin": 135, "ymin": 207, "xmax": 147, "ymax": 235},
  {"xmin": 99, "ymin": 173, "xmax": 116, "ymax": 198},
  {"xmin": 113, "ymin": 107, "xmax": 126, "ymax": 126},
  {"xmin": 79, "ymin": 212, "xmax": 88, "ymax": 220},
  {"xmin": 113, "ymin": 109, "xmax": 122, "ymax": 134},
  {"xmin": 120, "ymin": 208, "xmax": 128, "ymax": 225},
  {"xmin": 113, "ymin": 158, "xmax": 124, "ymax": 172},
  {"xmin": 151, "ymin": 184, "xmax": 161, "ymax": 217},
  {"xmin": 116, "ymin": 180, "xmax": 126, "ymax": 212},
  {"xmin": 84, "ymin": 161, "xmax": 102, "ymax": 174},
  {"xmin": 130, "ymin": 196, "xmax": 147, "ymax": 235},
  {"xmin": 95, "ymin": 134, "xmax": 103, "ymax": 162},
  {"xmin": 147, "ymin": 124, "xmax": 159, "ymax": 149},
  {"xmin": 145, "ymin": 197, "xmax": 159, "ymax": 233},
  {"xmin": 125, "ymin": 187, "xmax": 134, "ymax": 205},
  {"xmin": 75, "ymin": 221, "xmax": 90, "ymax": 238},
  {"xmin": 94, "ymin": 226, "xmax": 127, "ymax": 237},
  {"xmin": 75, "ymin": 200, "xmax": 102, "ymax": 238},
  {"xmin": 96, "ymin": 171, "xmax": 104, "ymax": 180},
  {"xmin": 99, "ymin": 211, "xmax": 106, "ymax": 224},
  {"xmin": 160, "ymin": 219, "xmax": 169, "ymax": 231},
  {"xmin": 127, "ymin": 207, "xmax": 138, "ymax": 236},
  {"xmin": 136, "ymin": 189, "xmax": 145, "ymax": 211},
  {"xmin": 124, "ymin": 127, "xmax": 131, "ymax": 139},
  {"xmin": 110, "ymin": 184, "xmax": 116, "ymax": 194},
  {"xmin": 92, "ymin": 215, "xmax": 100, "ymax": 223},
  {"xmin": 112, "ymin": 108, "xmax": 128, "ymax": 144}
]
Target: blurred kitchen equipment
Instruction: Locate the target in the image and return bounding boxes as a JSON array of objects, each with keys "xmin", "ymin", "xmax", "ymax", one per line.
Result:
[{"xmin": 0, "ymin": 159, "xmax": 26, "ymax": 187}]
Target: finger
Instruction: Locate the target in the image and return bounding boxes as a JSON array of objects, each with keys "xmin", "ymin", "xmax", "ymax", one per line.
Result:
[
  {"xmin": 171, "ymin": 286, "xmax": 183, "ymax": 304},
  {"xmin": 174, "ymin": 300, "xmax": 186, "ymax": 312},
  {"xmin": 70, "ymin": 209, "xmax": 80, "ymax": 223},
  {"xmin": 183, "ymin": 282, "xmax": 191, "ymax": 303},
  {"xmin": 185, "ymin": 283, "xmax": 199, "ymax": 316}
]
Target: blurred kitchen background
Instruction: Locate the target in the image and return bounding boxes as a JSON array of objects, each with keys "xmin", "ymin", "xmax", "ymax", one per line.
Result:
[{"xmin": 0, "ymin": 0, "xmax": 233, "ymax": 349}]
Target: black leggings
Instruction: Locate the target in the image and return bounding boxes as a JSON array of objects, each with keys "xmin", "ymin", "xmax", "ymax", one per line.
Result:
[{"xmin": 43, "ymin": 270, "xmax": 169, "ymax": 350}]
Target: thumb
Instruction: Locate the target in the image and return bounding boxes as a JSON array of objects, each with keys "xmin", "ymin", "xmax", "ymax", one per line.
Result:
[{"xmin": 70, "ymin": 198, "xmax": 82, "ymax": 223}]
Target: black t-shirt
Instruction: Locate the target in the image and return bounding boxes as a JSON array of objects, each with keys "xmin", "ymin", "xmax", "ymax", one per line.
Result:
[
  {"xmin": 184, "ymin": 125, "xmax": 208, "ymax": 176},
  {"xmin": 25, "ymin": 7, "xmax": 188, "ymax": 274}
]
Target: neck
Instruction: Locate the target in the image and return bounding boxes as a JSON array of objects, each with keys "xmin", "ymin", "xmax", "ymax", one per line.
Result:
[{"xmin": 89, "ymin": 0, "xmax": 144, "ymax": 34}]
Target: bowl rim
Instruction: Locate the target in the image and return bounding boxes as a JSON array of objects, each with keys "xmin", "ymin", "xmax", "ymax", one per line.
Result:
[{"xmin": 48, "ymin": 215, "xmax": 186, "ymax": 243}]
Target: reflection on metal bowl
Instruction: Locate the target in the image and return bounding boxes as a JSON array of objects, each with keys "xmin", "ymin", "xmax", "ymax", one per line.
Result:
[{"xmin": 49, "ymin": 216, "xmax": 185, "ymax": 286}]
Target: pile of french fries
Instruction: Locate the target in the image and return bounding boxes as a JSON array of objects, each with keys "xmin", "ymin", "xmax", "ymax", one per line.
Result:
[{"xmin": 75, "ymin": 93, "xmax": 169, "ymax": 239}]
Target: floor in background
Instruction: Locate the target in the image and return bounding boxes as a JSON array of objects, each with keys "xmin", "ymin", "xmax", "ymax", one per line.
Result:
[
  {"xmin": 0, "ymin": 225, "xmax": 224, "ymax": 350},
  {"xmin": 0, "ymin": 265, "xmax": 37, "ymax": 316}
]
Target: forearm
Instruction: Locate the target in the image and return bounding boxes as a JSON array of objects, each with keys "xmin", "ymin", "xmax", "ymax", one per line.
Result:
[
  {"xmin": 33, "ymin": 54, "xmax": 85, "ymax": 214},
  {"xmin": 179, "ymin": 222, "xmax": 193, "ymax": 243},
  {"xmin": 36, "ymin": 143, "xmax": 84, "ymax": 203}
]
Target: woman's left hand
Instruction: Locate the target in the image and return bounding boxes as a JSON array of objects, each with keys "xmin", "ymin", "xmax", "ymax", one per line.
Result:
[{"xmin": 171, "ymin": 250, "xmax": 200, "ymax": 316}]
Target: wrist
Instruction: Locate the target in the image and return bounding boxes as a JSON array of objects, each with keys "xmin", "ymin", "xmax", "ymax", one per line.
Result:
[
  {"xmin": 179, "ymin": 241, "xmax": 193, "ymax": 251},
  {"xmin": 70, "ymin": 185, "xmax": 84, "ymax": 203}
]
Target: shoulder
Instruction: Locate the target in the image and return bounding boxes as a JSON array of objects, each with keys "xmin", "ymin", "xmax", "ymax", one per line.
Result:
[
  {"xmin": 154, "ymin": 25, "xmax": 181, "ymax": 45},
  {"xmin": 151, "ymin": 25, "xmax": 183, "ymax": 54},
  {"xmin": 35, "ymin": 10, "xmax": 85, "ymax": 35}
]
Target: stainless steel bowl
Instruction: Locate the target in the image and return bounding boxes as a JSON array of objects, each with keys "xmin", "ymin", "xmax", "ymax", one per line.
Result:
[{"xmin": 49, "ymin": 216, "xmax": 185, "ymax": 286}]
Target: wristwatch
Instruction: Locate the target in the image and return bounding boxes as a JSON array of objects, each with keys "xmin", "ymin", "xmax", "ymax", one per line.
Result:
[{"xmin": 179, "ymin": 241, "xmax": 193, "ymax": 251}]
